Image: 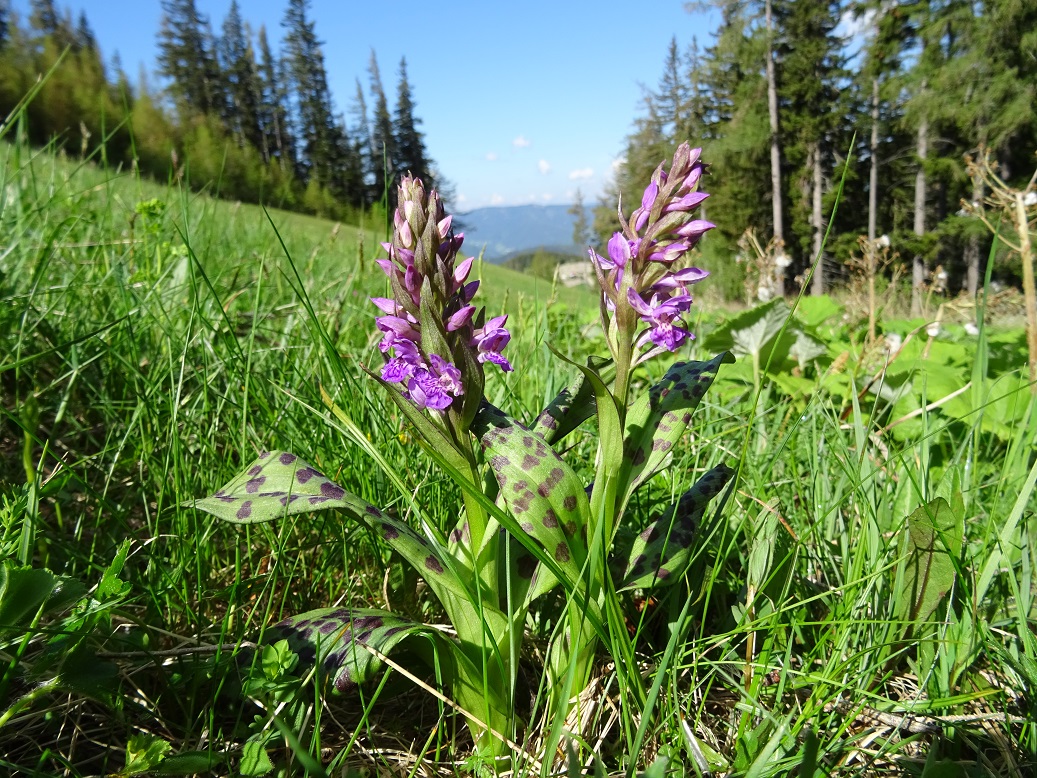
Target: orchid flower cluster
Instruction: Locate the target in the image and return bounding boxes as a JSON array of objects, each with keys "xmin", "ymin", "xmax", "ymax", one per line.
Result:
[
  {"xmin": 593, "ymin": 143, "xmax": 713, "ymax": 387},
  {"xmin": 193, "ymin": 144, "xmax": 734, "ymax": 769},
  {"xmin": 371, "ymin": 176, "xmax": 511, "ymax": 413}
]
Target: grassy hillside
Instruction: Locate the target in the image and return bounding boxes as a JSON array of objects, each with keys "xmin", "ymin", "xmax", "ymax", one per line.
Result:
[{"xmin": 2, "ymin": 139, "xmax": 1035, "ymax": 776}]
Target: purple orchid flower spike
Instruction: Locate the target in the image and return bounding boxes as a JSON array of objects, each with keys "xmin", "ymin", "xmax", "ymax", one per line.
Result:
[
  {"xmin": 586, "ymin": 142, "xmax": 714, "ymax": 382},
  {"xmin": 371, "ymin": 174, "xmax": 512, "ymax": 416}
]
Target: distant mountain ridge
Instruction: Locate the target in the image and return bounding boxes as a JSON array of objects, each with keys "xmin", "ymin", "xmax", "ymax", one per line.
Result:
[{"xmin": 457, "ymin": 204, "xmax": 592, "ymax": 262}]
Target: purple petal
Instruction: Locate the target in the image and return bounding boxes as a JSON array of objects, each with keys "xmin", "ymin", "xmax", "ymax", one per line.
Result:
[
  {"xmin": 446, "ymin": 305, "xmax": 476, "ymax": 331},
  {"xmin": 370, "ymin": 297, "xmax": 397, "ymax": 314},
  {"xmin": 675, "ymin": 219, "xmax": 715, "ymax": 239}
]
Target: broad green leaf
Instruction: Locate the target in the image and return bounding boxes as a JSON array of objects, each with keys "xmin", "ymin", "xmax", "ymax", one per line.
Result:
[
  {"xmin": 794, "ymin": 294, "xmax": 843, "ymax": 329},
  {"xmin": 268, "ymin": 606, "xmax": 440, "ymax": 695},
  {"xmin": 0, "ymin": 561, "xmax": 59, "ymax": 636},
  {"xmin": 612, "ymin": 464, "xmax": 733, "ymax": 591},
  {"xmin": 239, "ymin": 739, "xmax": 274, "ymax": 777},
  {"xmin": 620, "ymin": 352, "xmax": 733, "ymax": 501},
  {"xmin": 123, "ymin": 733, "xmax": 172, "ymax": 776},
  {"xmin": 191, "ymin": 451, "xmax": 481, "ymax": 608},
  {"xmin": 703, "ymin": 299, "xmax": 793, "ymax": 364},
  {"xmin": 788, "ymin": 328, "xmax": 826, "ymax": 368},
  {"xmin": 894, "ymin": 496, "xmax": 964, "ymax": 631},
  {"xmin": 473, "ymin": 403, "xmax": 590, "ymax": 605},
  {"xmin": 531, "ymin": 355, "xmax": 615, "ymax": 445}
]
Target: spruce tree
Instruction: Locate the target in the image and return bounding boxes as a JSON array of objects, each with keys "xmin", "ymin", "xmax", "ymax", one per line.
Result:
[
  {"xmin": 569, "ymin": 189, "xmax": 590, "ymax": 247},
  {"xmin": 256, "ymin": 25, "xmax": 294, "ymax": 170},
  {"xmin": 219, "ymin": 1, "xmax": 262, "ymax": 153},
  {"xmin": 774, "ymin": 0, "xmax": 844, "ymax": 293},
  {"xmin": 368, "ymin": 50, "xmax": 396, "ymax": 206},
  {"xmin": 393, "ymin": 57, "xmax": 431, "ymax": 185},
  {"xmin": 282, "ymin": 0, "xmax": 361, "ymax": 207},
  {"xmin": 0, "ymin": 1, "xmax": 9, "ymax": 51},
  {"xmin": 350, "ymin": 77, "xmax": 372, "ymax": 203},
  {"xmin": 29, "ymin": 0, "xmax": 58, "ymax": 38},
  {"xmin": 157, "ymin": 0, "xmax": 223, "ymax": 116}
]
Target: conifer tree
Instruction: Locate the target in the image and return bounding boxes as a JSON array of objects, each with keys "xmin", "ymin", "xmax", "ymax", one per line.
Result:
[
  {"xmin": 569, "ymin": 189, "xmax": 590, "ymax": 247},
  {"xmin": 282, "ymin": 0, "xmax": 361, "ymax": 207},
  {"xmin": 74, "ymin": 10, "xmax": 96, "ymax": 53},
  {"xmin": 219, "ymin": 0, "xmax": 262, "ymax": 152},
  {"xmin": 774, "ymin": 0, "xmax": 844, "ymax": 293},
  {"xmin": 368, "ymin": 50, "xmax": 396, "ymax": 206},
  {"xmin": 29, "ymin": 0, "xmax": 58, "ymax": 38},
  {"xmin": 256, "ymin": 24, "xmax": 293, "ymax": 170},
  {"xmin": 350, "ymin": 77, "xmax": 372, "ymax": 202},
  {"xmin": 157, "ymin": 0, "xmax": 223, "ymax": 116},
  {"xmin": 393, "ymin": 57, "xmax": 431, "ymax": 186},
  {"xmin": 0, "ymin": 1, "xmax": 8, "ymax": 50}
]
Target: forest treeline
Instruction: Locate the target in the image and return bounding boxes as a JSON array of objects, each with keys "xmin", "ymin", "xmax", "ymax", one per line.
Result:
[
  {"xmin": 600, "ymin": 0, "xmax": 1037, "ymax": 306},
  {"xmin": 0, "ymin": 0, "xmax": 438, "ymax": 221}
]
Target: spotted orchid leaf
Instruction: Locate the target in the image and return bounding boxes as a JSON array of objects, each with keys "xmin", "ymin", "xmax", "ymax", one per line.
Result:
[
  {"xmin": 619, "ymin": 352, "xmax": 732, "ymax": 503},
  {"xmin": 267, "ymin": 606, "xmax": 444, "ymax": 695},
  {"xmin": 472, "ymin": 403, "xmax": 590, "ymax": 606},
  {"xmin": 531, "ymin": 355, "xmax": 615, "ymax": 445},
  {"xmin": 190, "ymin": 451, "xmax": 482, "ymax": 608},
  {"xmin": 612, "ymin": 463, "xmax": 733, "ymax": 591}
]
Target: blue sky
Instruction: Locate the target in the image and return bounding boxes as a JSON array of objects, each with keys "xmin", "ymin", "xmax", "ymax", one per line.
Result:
[{"xmin": 20, "ymin": 1, "xmax": 719, "ymax": 210}]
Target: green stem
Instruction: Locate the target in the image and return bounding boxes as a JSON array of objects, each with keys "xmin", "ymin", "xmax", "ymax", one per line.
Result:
[{"xmin": 0, "ymin": 680, "xmax": 58, "ymax": 730}]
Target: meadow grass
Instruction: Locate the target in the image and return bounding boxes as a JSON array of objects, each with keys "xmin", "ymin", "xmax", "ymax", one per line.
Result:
[{"xmin": 1, "ymin": 136, "xmax": 1035, "ymax": 777}]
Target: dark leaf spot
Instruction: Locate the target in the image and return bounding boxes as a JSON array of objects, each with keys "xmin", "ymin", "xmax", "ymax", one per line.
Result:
[
  {"xmin": 425, "ymin": 555, "xmax": 444, "ymax": 574},
  {"xmin": 320, "ymin": 481, "xmax": 345, "ymax": 499},
  {"xmin": 236, "ymin": 501, "xmax": 252, "ymax": 519}
]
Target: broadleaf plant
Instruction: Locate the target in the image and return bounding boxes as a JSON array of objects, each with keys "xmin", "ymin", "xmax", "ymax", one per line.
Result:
[{"xmin": 191, "ymin": 147, "xmax": 734, "ymax": 768}]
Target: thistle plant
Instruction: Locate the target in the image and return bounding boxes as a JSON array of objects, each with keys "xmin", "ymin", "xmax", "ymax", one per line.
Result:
[{"xmin": 191, "ymin": 146, "xmax": 733, "ymax": 768}]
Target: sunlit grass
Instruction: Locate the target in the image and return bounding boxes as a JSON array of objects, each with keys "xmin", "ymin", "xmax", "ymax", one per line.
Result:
[{"xmin": 1, "ymin": 137, "xmax": 1035, "ymax": 776}]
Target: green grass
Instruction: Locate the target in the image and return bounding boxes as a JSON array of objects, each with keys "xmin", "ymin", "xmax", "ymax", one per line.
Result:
[{"xmin": 1, "ymin": 136, "xmax": 1035, "ymax": 777}]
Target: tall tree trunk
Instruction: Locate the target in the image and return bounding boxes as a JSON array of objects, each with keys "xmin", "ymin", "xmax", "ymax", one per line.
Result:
[
  {"xmin": 868, "ymin": 77, "xmax": 880, "ymax": 341},
  {"xmin": 810, "ymin": 142, "xmax": 824, "ymax": 295},
  {"xmin": 912, "ymin": 99, "xmax": 928, "ymax": 316},
  {"xmin": 965, "ymin": 173, "xmax": 983, "ymax": 296},
  {"xmin": 765, "ymin": 0, "xmax": 785, "ymax": 293},
  {"xmin": 868, "ymin": 78, "xmax": 879, "ymax": 245}
]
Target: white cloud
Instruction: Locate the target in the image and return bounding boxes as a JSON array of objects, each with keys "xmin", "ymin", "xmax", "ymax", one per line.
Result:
[
  {"xmin": 541, "ymin": 193, "xmax": 554, "ymax": 202},
  {"xmin": 513, "ymin": 135, "xmax": 531, "ymax": 148},
  {"xmin": 538, "ymin": 159, "xmax": 551, "ymax": 175},
  {"xmin": 457, "ymin": 193, "xmax": 468, "ymax": 204},
  {"xmin": 490, "ymin": 193, "xmax": 504, "ymax": 205},
  {"xmin": 611, "ymin": 157, "xmax": 625, "ymax": 172},
  {"xmin": 568, "ymin": 168, "xmax": 594, "ymax": 181},
  {"xmin": 485, "ymin": 152, "xmax": 498, "ymax": 161}
]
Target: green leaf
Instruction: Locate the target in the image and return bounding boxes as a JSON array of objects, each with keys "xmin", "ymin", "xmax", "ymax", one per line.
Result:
[
  {"xmin": 473, "ymin": 403, "xmax": 590, "ymax": 605},
  {"xmin": 620, "ymin": 352, "xmax": 733, "ymax": 501},
  {"xmin": 895, "ymin": 497, "xmax": 964, "ymax": 631},
  {"xmin": 612, "ymin": 464, "xmax": 733, "ymax": 591},
  {"xmin": 97, "ymin": 539, "xmax": 132, "ymax": 600},
  {"xmin": 151, "ymin": 752, "xmax": 224, "ymax": 775},
  {"xmin": 190, "ymin": 451, "xmax": 477, "ymax": 601},
  {"xmin": 239, "ymin": 739, "xmax": 274, "ymax": 777},
  {"xmin": 531, "ymin": 355, "xmax": 615, "ymax": 445},
  {"xmin": 703, "ymin": 299, "xmax": 792, "ymax": 362},
  {"xmin": 0, "ymin": 560, "xmax": 58, "ymax": 636},
  {"xmin": 267, "ymin": 606, "xmax": 441, "ymax": 695},
  {"xmin": 123, "ymin": 733, "xmax": 172, "ymax": 776}
]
